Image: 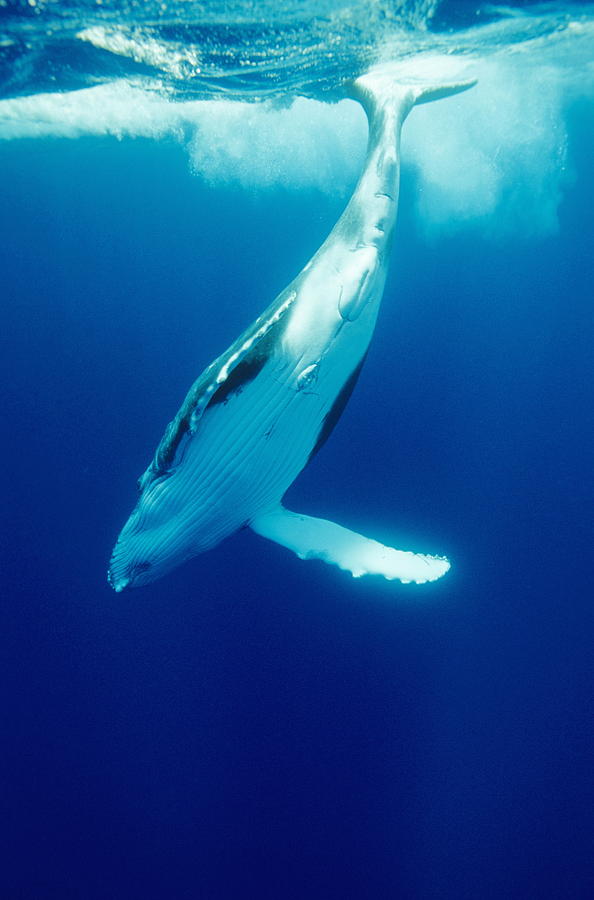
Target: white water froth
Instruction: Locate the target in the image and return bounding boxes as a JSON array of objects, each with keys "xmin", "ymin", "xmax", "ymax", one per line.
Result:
[
  {"xmin": 405, "ymin": 58, "xmax": 576, "ymax": 237},
  {"xmin": 1, "ymin": 36, "xmax": 593, "ymax": 239}
]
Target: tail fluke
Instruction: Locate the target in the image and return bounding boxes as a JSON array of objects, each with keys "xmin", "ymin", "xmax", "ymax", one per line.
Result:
[{"xmin": 348, "ymin": 61, "xmax": 476, "ymax": 122}]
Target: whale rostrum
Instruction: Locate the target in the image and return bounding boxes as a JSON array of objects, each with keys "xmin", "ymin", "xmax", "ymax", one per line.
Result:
[{"xmin": 108, "ymin": 66, "xmax": 475, "ymax": 592}]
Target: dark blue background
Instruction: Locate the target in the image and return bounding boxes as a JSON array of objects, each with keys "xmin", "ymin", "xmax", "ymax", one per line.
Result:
[{"xmin": 1, "ymin": 100, "xmax": 593, "ymax": 899}]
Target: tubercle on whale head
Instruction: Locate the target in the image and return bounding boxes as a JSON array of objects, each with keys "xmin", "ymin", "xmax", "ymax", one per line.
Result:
[
  {"xmin": 107, "ymin": 503, "xmax": 180, "ymax": 592},
  {"xmin": 108, "ymin": 535, "xmax": 173, "ymax": 592},
  {"xmin": 107, "ymin": 569, "xmax": 129, "ymax": 593}
]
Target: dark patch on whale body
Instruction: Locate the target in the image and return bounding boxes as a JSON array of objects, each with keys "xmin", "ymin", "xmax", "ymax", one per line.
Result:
[
  {"xmin": 145, "ymin": 306, "xmax": 289, "ymax": 485},
  {"xmin": 308, "ymin": 353, "xmax": 367, "ymax": 463},
  {"xmin": 207, "ymin": 353, "xmax": 269, "ymax": 409}
]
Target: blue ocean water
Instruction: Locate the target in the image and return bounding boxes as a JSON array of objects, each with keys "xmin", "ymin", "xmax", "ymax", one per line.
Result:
[{"xmin": 1, "ymin": 2, "xmax": 594, "ymax": 898}]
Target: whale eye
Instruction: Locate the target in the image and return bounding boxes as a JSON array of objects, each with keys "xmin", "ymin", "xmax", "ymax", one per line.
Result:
[{"xmin": 135, "ymin": 561, "xmax": 152, "ymax": 574}]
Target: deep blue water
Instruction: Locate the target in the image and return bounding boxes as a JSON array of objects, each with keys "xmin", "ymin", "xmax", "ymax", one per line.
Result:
[{"xmin": 2, "ymin": 101, "xmax": 594, "ymax": 897}]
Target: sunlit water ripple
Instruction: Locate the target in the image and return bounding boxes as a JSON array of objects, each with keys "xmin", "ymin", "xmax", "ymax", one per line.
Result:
[{"xmin": 1, "ymin": 1, "xmax": 593, "ymax": 102}]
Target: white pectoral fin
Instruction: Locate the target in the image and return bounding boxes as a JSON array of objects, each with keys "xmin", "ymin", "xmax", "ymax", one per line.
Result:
[{"xmin": 250, "ymin": 506, "xmax": 450, "ymax": 585}]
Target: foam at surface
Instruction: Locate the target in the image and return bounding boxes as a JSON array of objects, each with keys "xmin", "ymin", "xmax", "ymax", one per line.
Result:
[
  {"xmin": 404, "ymin": 47, "xmax": 592, "ymax": 238},
  {"xmin": 1, "ymin": 18, "xmax": 593, "ymax": 239}
]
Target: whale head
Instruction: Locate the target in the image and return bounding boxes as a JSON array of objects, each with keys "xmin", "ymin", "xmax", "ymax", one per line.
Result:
[
  {"xmin": 107, "ymin": 471, "xmax": 213, "ymax": 591},
  {"xmin": 108, "ymin": 505, "xmax": 187, "ymax": 592}
]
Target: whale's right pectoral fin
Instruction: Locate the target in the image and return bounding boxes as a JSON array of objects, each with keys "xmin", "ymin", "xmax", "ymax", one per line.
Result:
[{"xmin": 250, "ymin": 506, "xmax": 450, "ymax": 585}]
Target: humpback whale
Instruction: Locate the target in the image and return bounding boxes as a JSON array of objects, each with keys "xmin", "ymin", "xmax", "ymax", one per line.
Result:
[{"xmin": 108, "ymin": 66, "xmax": 474, "ymax": 592}]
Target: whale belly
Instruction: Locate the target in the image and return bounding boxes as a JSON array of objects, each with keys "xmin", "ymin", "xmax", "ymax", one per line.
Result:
[
  {"xmin": 109, "ymin": 343, "xmax": 364, "ymax": 589},
  {"xmin": 162, "ymin": 358, "xmax": 326, "ymax": 541}
]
